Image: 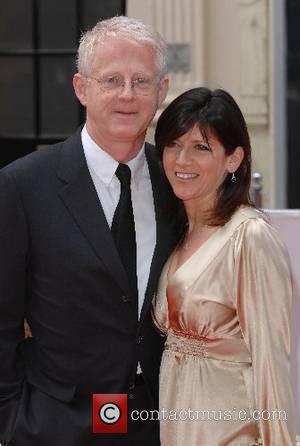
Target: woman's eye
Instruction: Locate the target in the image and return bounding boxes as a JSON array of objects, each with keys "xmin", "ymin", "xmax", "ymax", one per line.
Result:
[{"xmin": 195, "ymin": 143, "xmax": 210, "ymax": 151}]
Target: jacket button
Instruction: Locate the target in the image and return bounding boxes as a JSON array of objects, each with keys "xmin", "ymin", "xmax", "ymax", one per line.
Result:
[
  {"xmin": 121, "ymin": 295, "xmax": 131, "ymax": 303},
  {"xmin": 137, "ymin": 336, "xmax": 143, "ymax": 344}
]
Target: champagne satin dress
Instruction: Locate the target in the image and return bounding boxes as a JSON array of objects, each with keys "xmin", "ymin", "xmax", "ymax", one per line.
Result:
[{"xmin": 153, "ymin": 207, "xmax": 295, "ymax": 446}]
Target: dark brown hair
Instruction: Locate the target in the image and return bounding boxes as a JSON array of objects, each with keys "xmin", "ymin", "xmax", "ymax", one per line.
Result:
[{"xmin": 155, "ymin": 87, "xmax": 254, "ymax": 226}]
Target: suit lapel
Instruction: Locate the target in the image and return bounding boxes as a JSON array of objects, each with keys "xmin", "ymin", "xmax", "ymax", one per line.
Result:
[
  {"xmin": 139, "ymin": 143, "xmax": 180, "ymax": 323},
  {"xmin": 56, "ymin": 129, "xmax": 130, "ymax": 295},
  {"xmin": 56, "ymin": 134, "xmax": 181, "ymax": 317}
]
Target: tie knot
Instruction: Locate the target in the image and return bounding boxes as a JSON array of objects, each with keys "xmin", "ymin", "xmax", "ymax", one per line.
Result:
[{"xmin": 115, "ymin": 163, "xmax": 131, "ymax": 184}]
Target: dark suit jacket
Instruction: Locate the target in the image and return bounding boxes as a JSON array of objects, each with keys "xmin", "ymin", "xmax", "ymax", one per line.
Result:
[{"xmin": 0, "ymin": 129, "xmax": 181, "ymax": 445}]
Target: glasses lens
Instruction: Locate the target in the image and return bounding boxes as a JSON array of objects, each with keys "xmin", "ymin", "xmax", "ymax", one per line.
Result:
[
  {"xmin": 92, "ymin": 75, "xmax": 158, "ymax": 95},
  {"xmin": 100, "ymin": 75, "xmax": 123, "ymax": 92}
]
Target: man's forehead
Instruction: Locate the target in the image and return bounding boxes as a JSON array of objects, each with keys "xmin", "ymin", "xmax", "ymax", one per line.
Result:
[{"xmin": 95, "ymin": 36, "xmax": 155, "ymax": 51}]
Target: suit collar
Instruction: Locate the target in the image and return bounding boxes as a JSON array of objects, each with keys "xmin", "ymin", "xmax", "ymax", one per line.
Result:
[
  {"xmin": 81, "ymin": 125, "xmax": 147, "ymax": 189},
  {"xmin": 139, "ymin": 144, "xmax": 180, "ymax": 323},
  {"xmin": 56, "ymin": 132, "xmax": 180, "ymax": 322},
  {"xmin": 56, "ymin": 127, "xmax": 85, "ymax": 184},
  {"xmin": 56, "ymin": 129, "xmax": 131, "ymax": 297}
]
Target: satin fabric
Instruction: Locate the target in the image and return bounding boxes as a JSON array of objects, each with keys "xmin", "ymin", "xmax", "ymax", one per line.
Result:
[{"xmin": 153, "ymin": 207, "xmax": 295, "ymax": 445}]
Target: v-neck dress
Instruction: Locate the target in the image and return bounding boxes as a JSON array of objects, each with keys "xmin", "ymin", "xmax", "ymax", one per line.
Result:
[{"xmin": 153, "ymin": 207, "xmax": 295, "ymax": 445}]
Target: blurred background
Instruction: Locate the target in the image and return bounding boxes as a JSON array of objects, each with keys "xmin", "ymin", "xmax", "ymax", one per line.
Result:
[{"xmin": 0, "ymin": 0, "xmax": 299, "ymax": 209}]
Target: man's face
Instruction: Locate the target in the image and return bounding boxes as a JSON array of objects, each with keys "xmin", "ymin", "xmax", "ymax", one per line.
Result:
[{"xmin": 73, "ymin": 38, "xmax": 168, "ymax": 159}]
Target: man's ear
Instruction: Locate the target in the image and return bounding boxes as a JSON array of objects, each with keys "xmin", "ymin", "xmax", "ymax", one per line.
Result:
[
  {"xmin": 157, "ymin": 77, "xmax": 169, "ymax": 108},
  {"xmin": 73, "ymin": 73, "xmax": 88, "ymax": 106},
  {"xmin": 227, "ymin": 146, "xmax": 244, "ymax": 173}
]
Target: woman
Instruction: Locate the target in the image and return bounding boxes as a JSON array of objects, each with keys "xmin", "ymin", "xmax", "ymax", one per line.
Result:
[{"xmin": 153, "ymin": 88, "xmax": 295, "ymax": 445}]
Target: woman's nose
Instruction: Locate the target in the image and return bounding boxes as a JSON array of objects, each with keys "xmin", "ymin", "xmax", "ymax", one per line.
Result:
[{"xmin": 176, "ymin": 148, "xmax": 192, "ymax": 165}]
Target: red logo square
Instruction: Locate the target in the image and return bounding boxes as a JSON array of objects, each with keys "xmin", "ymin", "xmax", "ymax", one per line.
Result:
[{"xmin": 93, "ymin": 394, "xmax": 128, "ymax": 433}]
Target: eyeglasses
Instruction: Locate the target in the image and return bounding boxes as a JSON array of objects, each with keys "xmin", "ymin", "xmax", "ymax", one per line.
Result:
[{"xmin": 87, "ymin": 74, "xmax": 159, "ymax": 96}]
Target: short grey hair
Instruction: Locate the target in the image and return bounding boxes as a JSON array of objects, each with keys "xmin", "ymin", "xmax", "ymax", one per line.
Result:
[{"xmin": 77, "ymin": 15, "xmax": 168, "ymax": 78}]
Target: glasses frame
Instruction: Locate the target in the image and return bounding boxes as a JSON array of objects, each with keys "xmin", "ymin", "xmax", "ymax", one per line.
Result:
[{"xmin": 86, "ymin": 74, "xmax": 161, "ymax": 96}]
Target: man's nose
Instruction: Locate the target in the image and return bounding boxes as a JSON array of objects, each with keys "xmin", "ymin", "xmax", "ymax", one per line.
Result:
[{"xmin": 118, "ymin": 81, "xmax": 135, "ymax": 99}]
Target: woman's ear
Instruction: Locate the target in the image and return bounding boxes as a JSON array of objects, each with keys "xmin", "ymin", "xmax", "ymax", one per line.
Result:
[{"xmin": 227, "ymin": 146, "xmax": 244, "ymax": 173}]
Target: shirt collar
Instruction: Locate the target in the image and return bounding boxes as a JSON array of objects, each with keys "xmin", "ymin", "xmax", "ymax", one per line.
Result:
[
  {"xmin": 81, "ymin": 125, "xmax": 147, "ymax": 188},
  {"xmin": 127, "ymin": 142, "xmax": 148, "ymax": 187}
]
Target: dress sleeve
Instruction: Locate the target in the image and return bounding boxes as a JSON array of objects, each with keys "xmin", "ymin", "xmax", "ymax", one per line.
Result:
[{"xmin": 234, "ymin": 217, "xmax": 296, "ymax": 445}]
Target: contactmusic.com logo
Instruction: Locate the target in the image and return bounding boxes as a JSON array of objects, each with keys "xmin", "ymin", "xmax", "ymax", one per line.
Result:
[{"xmin": 93, "ymin": 394, "xmax": 128, "ymax": 433}]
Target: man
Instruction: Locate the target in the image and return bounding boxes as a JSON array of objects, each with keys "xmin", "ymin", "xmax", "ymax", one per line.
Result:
[{"xmin": 0, "ymin": 16, "xmax": 181, "ymax": 446}]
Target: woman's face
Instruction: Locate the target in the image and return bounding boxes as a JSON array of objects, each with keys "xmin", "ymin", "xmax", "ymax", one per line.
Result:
[{"xmin": 162, "ymin": 126, "xmax": 241, "ymax": 211}]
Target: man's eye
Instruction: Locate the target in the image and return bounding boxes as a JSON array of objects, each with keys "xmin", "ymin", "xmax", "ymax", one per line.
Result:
[
  {"xmin": 135, "ymin": 77, "xmax": 150, "ymax": 87},
  {"xmin": 104, "ymin": 76, "xmax": 119, "ymax": 85}
]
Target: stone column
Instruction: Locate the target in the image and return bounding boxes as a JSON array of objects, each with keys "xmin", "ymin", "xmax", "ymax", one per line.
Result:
[{"xmin": 127, "ymin": 0, "xmax": 206, "ymax": 102}]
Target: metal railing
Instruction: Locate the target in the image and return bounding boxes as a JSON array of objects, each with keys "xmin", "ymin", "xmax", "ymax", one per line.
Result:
[{"xmin": 252, "ymin": 172, "xmax": 263, "ymax": 208}]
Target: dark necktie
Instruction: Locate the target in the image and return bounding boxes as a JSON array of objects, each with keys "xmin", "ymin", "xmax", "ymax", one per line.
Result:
[{"xmin": 111, "ymin": 164, "xmax": 137, "ymax": 297}]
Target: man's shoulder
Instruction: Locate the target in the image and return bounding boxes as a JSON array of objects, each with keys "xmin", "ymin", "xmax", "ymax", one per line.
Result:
[
  {"xmin": 2, "ymin": 141, "xmax": 62, "ymax": 177},
  {"xmin": 145, "ymin": 141, "xmax": 156, "ymax": 158},
  {"xmin": 144, "ymin": 141, "xmax": 160, "ymax": 174},
  {"xmin": 145, "ymin": 141, "xmax": 155, "ymax": 150},
  {"xmin": 1, "ymin": 129, "xmax": 82, "ymax": 180}
]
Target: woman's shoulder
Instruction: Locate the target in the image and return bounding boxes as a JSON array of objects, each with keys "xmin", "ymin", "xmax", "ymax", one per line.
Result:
[
  {"xmin": 225, "ymin": 206, "xmax": 269, "ymax": 240},
  {"xmin": 232, "ymin": 205, "xmax": 266, "ymax": 223},
  {"xmin": 231, "ymin": 207, "xmax": 289, "ymax": 257},
  {"xmin": 231, "ymin": 206, "xmax": 270, "ymax": 233}
]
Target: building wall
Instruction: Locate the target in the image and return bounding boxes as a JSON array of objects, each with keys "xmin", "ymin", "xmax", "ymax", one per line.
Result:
[{"xmin": 127, "ymin": 0, "xmax": 284, "ymax": 208}]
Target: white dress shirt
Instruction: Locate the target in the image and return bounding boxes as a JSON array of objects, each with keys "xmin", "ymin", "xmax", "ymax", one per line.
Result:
[{"xmin": 81, "ymin": 125, "xmax": 156, "ymax": 317}]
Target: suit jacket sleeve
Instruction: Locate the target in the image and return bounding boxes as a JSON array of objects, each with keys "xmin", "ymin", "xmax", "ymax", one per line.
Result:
[{"xmin": 0, "ymin": 169, "xmax": 28, "ymax": 440}]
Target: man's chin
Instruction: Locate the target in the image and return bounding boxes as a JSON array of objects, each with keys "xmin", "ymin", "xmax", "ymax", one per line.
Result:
[{"xmin": 109, "ymin": 126, "xmax": 146, "ymax": 143}]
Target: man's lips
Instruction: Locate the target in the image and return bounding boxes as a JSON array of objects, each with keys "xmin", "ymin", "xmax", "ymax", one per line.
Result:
[{"xmin": 114, "ymin": 110, "xmax": 138, "ymax": 115}]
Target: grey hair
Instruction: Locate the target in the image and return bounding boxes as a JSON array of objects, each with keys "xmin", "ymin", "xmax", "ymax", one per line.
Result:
[{"xmin": 77, "ymin": 15, "xmax": 168, "ymax": 78}]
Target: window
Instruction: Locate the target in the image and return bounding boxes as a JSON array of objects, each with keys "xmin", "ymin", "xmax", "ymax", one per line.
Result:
[{"xmin": 0, "ymin": 0, "xmax": 125, "ymax": 166}]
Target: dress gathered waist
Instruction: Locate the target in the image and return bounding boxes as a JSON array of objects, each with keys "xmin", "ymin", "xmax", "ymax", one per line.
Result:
[{"xmin": 165, "ymin": 329, "xmax": 252, "ymax": 364}]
